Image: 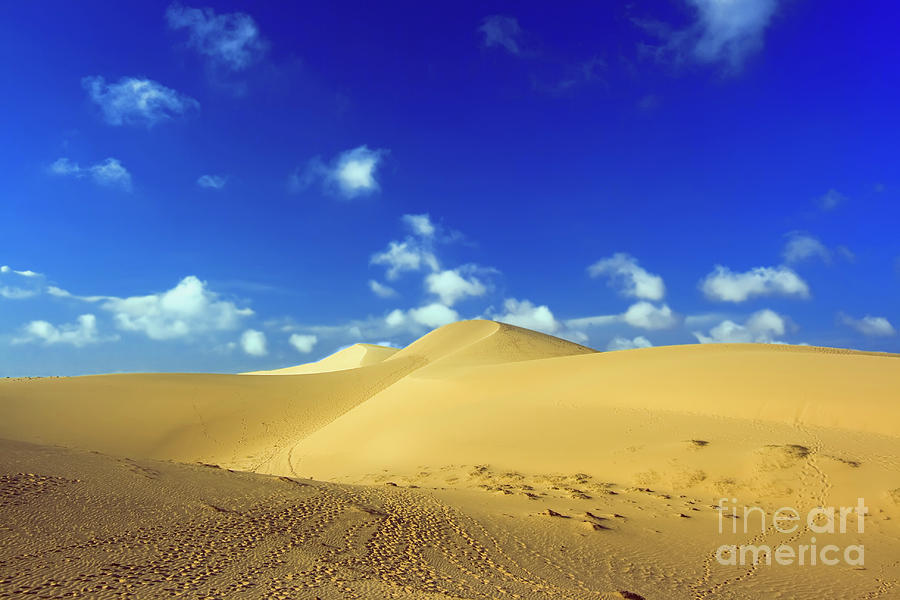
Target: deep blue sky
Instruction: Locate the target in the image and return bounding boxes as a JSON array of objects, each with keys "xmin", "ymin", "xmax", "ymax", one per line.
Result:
[{"xmin": 1, "ymin": 1, "xmax": 898, "ymax": 375}]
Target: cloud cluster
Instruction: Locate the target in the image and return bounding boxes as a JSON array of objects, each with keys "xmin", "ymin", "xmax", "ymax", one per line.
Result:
[
  {"xmin": 588, "ymin": 253, "xmax": 665, "ymax": 301},
  {"xmin": 489, "ymin": 298, "xmax": 561, "ymax": 334},
  {"xmin": 50, "ymin": 157, "xmax": 133, "ymax": 191},
  {"xmin": 606, "ymin": 335, "xmax": 652, "ymax": 351},
  {"xmin": 425, "ymin": 269, "xmax": 487, "ymax": 307},
  {"xmin": 166, "ymin": 4, "xmax": 268, "ymax": 71},
  {"xmin": 693, "ymin": 309, "xmax": 788, "ymax": 343},
  {"xmin": 292, "ymin": 146, "xmax": 388, "ymax": 199},
  {"xmin": 371, "ymin": 214, "xmax": 440, "ymax": 280},
  {"xmin": 83, "ymin": 76, "xmax": 199, "ymax": 127},
  {"xmin": 14, "ymin": 314, "xmax": 107, "ymax": 347},
  {"xmin": 700, "ymin": 265, "xmax": 809, "ymax": 302},
  {"xmin": 97, "ymin": 276, "xmax": 254, "ymax": 340}
]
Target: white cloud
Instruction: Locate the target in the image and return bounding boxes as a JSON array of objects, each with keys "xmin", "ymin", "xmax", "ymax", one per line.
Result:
[
  {"xmin": 99, "ymin": 276, "xmax": 253, "ymax": 340},
  {"xmin": 292, "ymin": 146, "xmax": 388, "ymax": 199},
  {"xmin": 606, "ymin": 335, "xmax": 653, "ymax": 351},
  {"xmin": 50, "ymin": 157, "xmax": 133, "ymax": 191},
  {"xmin": 480, "ymin": 15, "xmax": 522, "ymax": 54},
  {"xmin": 14, "ymin": 314, "xmax": 108, "ymax": 347},
  {"xmin": 289, "ymin": 333, "xmax": 318, "ymax": 353},
  {"xmin": 167, "ymin": 4, "xmax": 268, "ymax": 71},
  {"xmin": 402, "ymin": 214, "xmax": 436, "ymax": 238},
  {"xmin": 700, "ymin": 265, "xmax": 809, "ymax": 302},
  {"xmin": 371, "ymin": 240, "xmax": 439, "ymax": 280},
  {"xmin": 693, "ymin": 309, "xmax": 788, "ymax": 343},
  {"xmin": 82, "ymin": 76, "xmax": 199, "ymax": 127},
  {"xmin": 0, "ymin": 286, "xmax": 38, "ymax": 299},
  {"xmin": 197, "ymin": 174, "xmax": 226, "ymax": 189},
  {"xmin": 384, "ymin": 303, "xmax": 459, "ymax": 330},
  {"xmin": 588, "ymin": 253, "xmax": 665, "ymax": 300},
  {"xmin": 490, "ymin": 298, "xmax": 561, "ymax": 334},
  {"xmin": 782, "ymin": 232, "xmax": 831, "ymax": 264},
  {"xmin": 622, "ymin": 301, "xmax": 678, "ymax": 330},
  {"xmin": 840, "ymin": 314, "xmax": 896, "ymax": 337},
  {"xmin": 369, "ymin": 280, "xmax": 398, "ymax": 298},
  {"xmin": 425, "ymin": 269, "xmax": 487, "ymax": 306},
  {"xmin": 240, "ymin": 329, "xmax": 267, "ymax": 356},
  {"xmin": 685, "ymin": 0, "xmax": 778, "ymax": 68},
  {"xmin": 819, "ymin": 188, "xmax": 845, "ymax": 211}
]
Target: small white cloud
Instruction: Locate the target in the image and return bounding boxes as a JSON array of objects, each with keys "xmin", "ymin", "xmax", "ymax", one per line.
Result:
[
  {"xmin": 693, "ymin": 309, "xmax": 788, "ymax": 344},
  {"xmin": 606, "ymin": 335, "xmax": 653, "ymax": 351},
  {"xmin": 0, "ymin": 265, "xmax": 40, "ymax": 278},
  {"xmin": 292, "ymin": 146, "xmax": 388, "ymax": 199},
  {"xmin": 782, "ymin": 232, "xmax": 831, "ymax": 264},
  {"xmin": 100, "ymin": 276, "xmax": 253, "ymax": 340},
  {"xmin": 840, "ymin": 314, "xmax": 896, "ymax": 337},
  {"xmin": 369, "ymin": 280, "xmax": 398, "ymax": 298},
  {"xmin": 408, "ymin": 303, "xmax": 459, "ymax": 329},
  {"xmin": 819, "ymin": 188, "xmax": 845, "ymax": 211},
  {"xmin": 700, "ymin": 265, "xmax": 810, "ymax": 302},
  {"xmin": 425, "ymin": 269, "xmax": 487, "ymax": 306},
  {"xmin": 197, "ymin": 174, "xmax": 226, "ymax": 189},
  {"xmin": 480, "ymin": 15, "xmax": 522, "ymax": 54},
  {"xmin": 167, "ymin": 4, "xmax": 268, "ymax": 71},
  {"xmin": 588, "ymin": 253, "xmax": 665, "ymax": 300},
  {"xmin": 50, "ymin": 157, "xmax": 133, "ymax": 191},
  {"xmin": 402, "ymin": 214, "xmax": 436, "ymax": 238},
  {"xmin": 490, "ymin": 298, "xmax": 561, "ymax": 334},
  {"xmin": 288, "ymin": 333, "xmax": 318, "ymax": 353},
  {"xmin": 385, "ymin": 308, "xmax": 406, "ymax": 328},
  {"xmin": 622, "ymin": 301, "xmax": 678, "ymax": 330},
  {"xmin": 82, "ymin": 76, "xmax": 199, "ymax": 127},
  {"xmin": 240, "ymin": 329, "xmax": 267, "ymax": 356},
  {"xmin": 371, "ymin": 240, "xmax": 439, "ymax": 280},
  {"xmin": 385, "ymin": 303, "xmax": 459, "ymax": 330},
  {"xmin": 14, "ymin": 314, "xmax": 108, "ymax": 347}
]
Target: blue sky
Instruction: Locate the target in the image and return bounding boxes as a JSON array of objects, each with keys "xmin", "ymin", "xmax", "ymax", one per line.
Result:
[{"xmin": 1, "ymin": 1, "xmax": 898, "ymax": 375}]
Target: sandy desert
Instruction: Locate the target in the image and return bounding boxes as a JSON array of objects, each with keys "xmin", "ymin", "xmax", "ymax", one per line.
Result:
[{"xmin": 1, "ymin": 320, "xmax": 898, "ymax": 599}]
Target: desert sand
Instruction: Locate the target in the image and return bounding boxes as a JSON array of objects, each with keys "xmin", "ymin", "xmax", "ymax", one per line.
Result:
[{"xmin": 1, "ymin": 319, "xmax": 899, "ymax": 599}]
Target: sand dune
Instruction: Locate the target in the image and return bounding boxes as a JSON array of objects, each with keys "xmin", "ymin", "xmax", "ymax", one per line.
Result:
[
  {"xmin": 1, "ymin": 319, "xmax": 899, "ymax": 599},
  {"xmin": 244, "ymin": 342, "xmax": 399, "ymax": 375}
]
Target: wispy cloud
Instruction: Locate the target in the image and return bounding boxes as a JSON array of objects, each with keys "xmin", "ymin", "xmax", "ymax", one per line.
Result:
[
  {"xmin": 819, "ymin": 188, "xmax": 846, "ymax": 211},
  {"xmin": 49, "ymin": 157, "xmax": 133, "ymax": 191},
  {"xmin": 291, "ymin": 146, "xmax": 388, "ymax": 199},
  {"xmin": 840, "ymin": 314, "xmax": 896, "ymax": 337},
  {"xmin": 640, "ymin": 0, "xmax": 779, "ymax": 71},
  {"xmin": 166, "ymin": 4, "xmax": 268, "ymax": 71},
  {"xmin": 607, "ymin": 335, "xmax": 652, "ymax": 351},
  {"xmin": 479, "ymin": 15, "xmax": 522, "ymax": 55},
  {"xmin": 782, "ymin": 232, "xmax": 831, "ymax": 264},
  {"xmin": 197, "ymin": 174, "xmax": 226, "ymax": 189},
  {"xmin": 83, "ymin": 76, "xmax": 199, "ymax": 127}
]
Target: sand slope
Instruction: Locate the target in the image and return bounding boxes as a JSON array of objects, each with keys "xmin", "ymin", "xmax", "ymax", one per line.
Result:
[
  {"xmin": 244, "ymin": 342, "xmax": 399, "ymax": 375},
  {"xmin": 1, "ymin": 320, "xmax": 899, "ymax": 599}
]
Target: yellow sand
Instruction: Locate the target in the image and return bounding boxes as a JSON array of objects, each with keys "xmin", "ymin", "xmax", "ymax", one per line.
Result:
[{"xmin": 1, "ymin": 319, "xmax": 898, "ymax": 599}]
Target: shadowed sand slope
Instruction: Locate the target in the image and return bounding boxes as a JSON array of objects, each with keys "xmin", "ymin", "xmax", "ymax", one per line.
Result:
[
  {"xmin": 244, "ymin": 343, "xmax": 399, "ymax": 375},
  {"xmin": 1, "ymin": 321, "xmax": 900, "ymax": 598}
]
